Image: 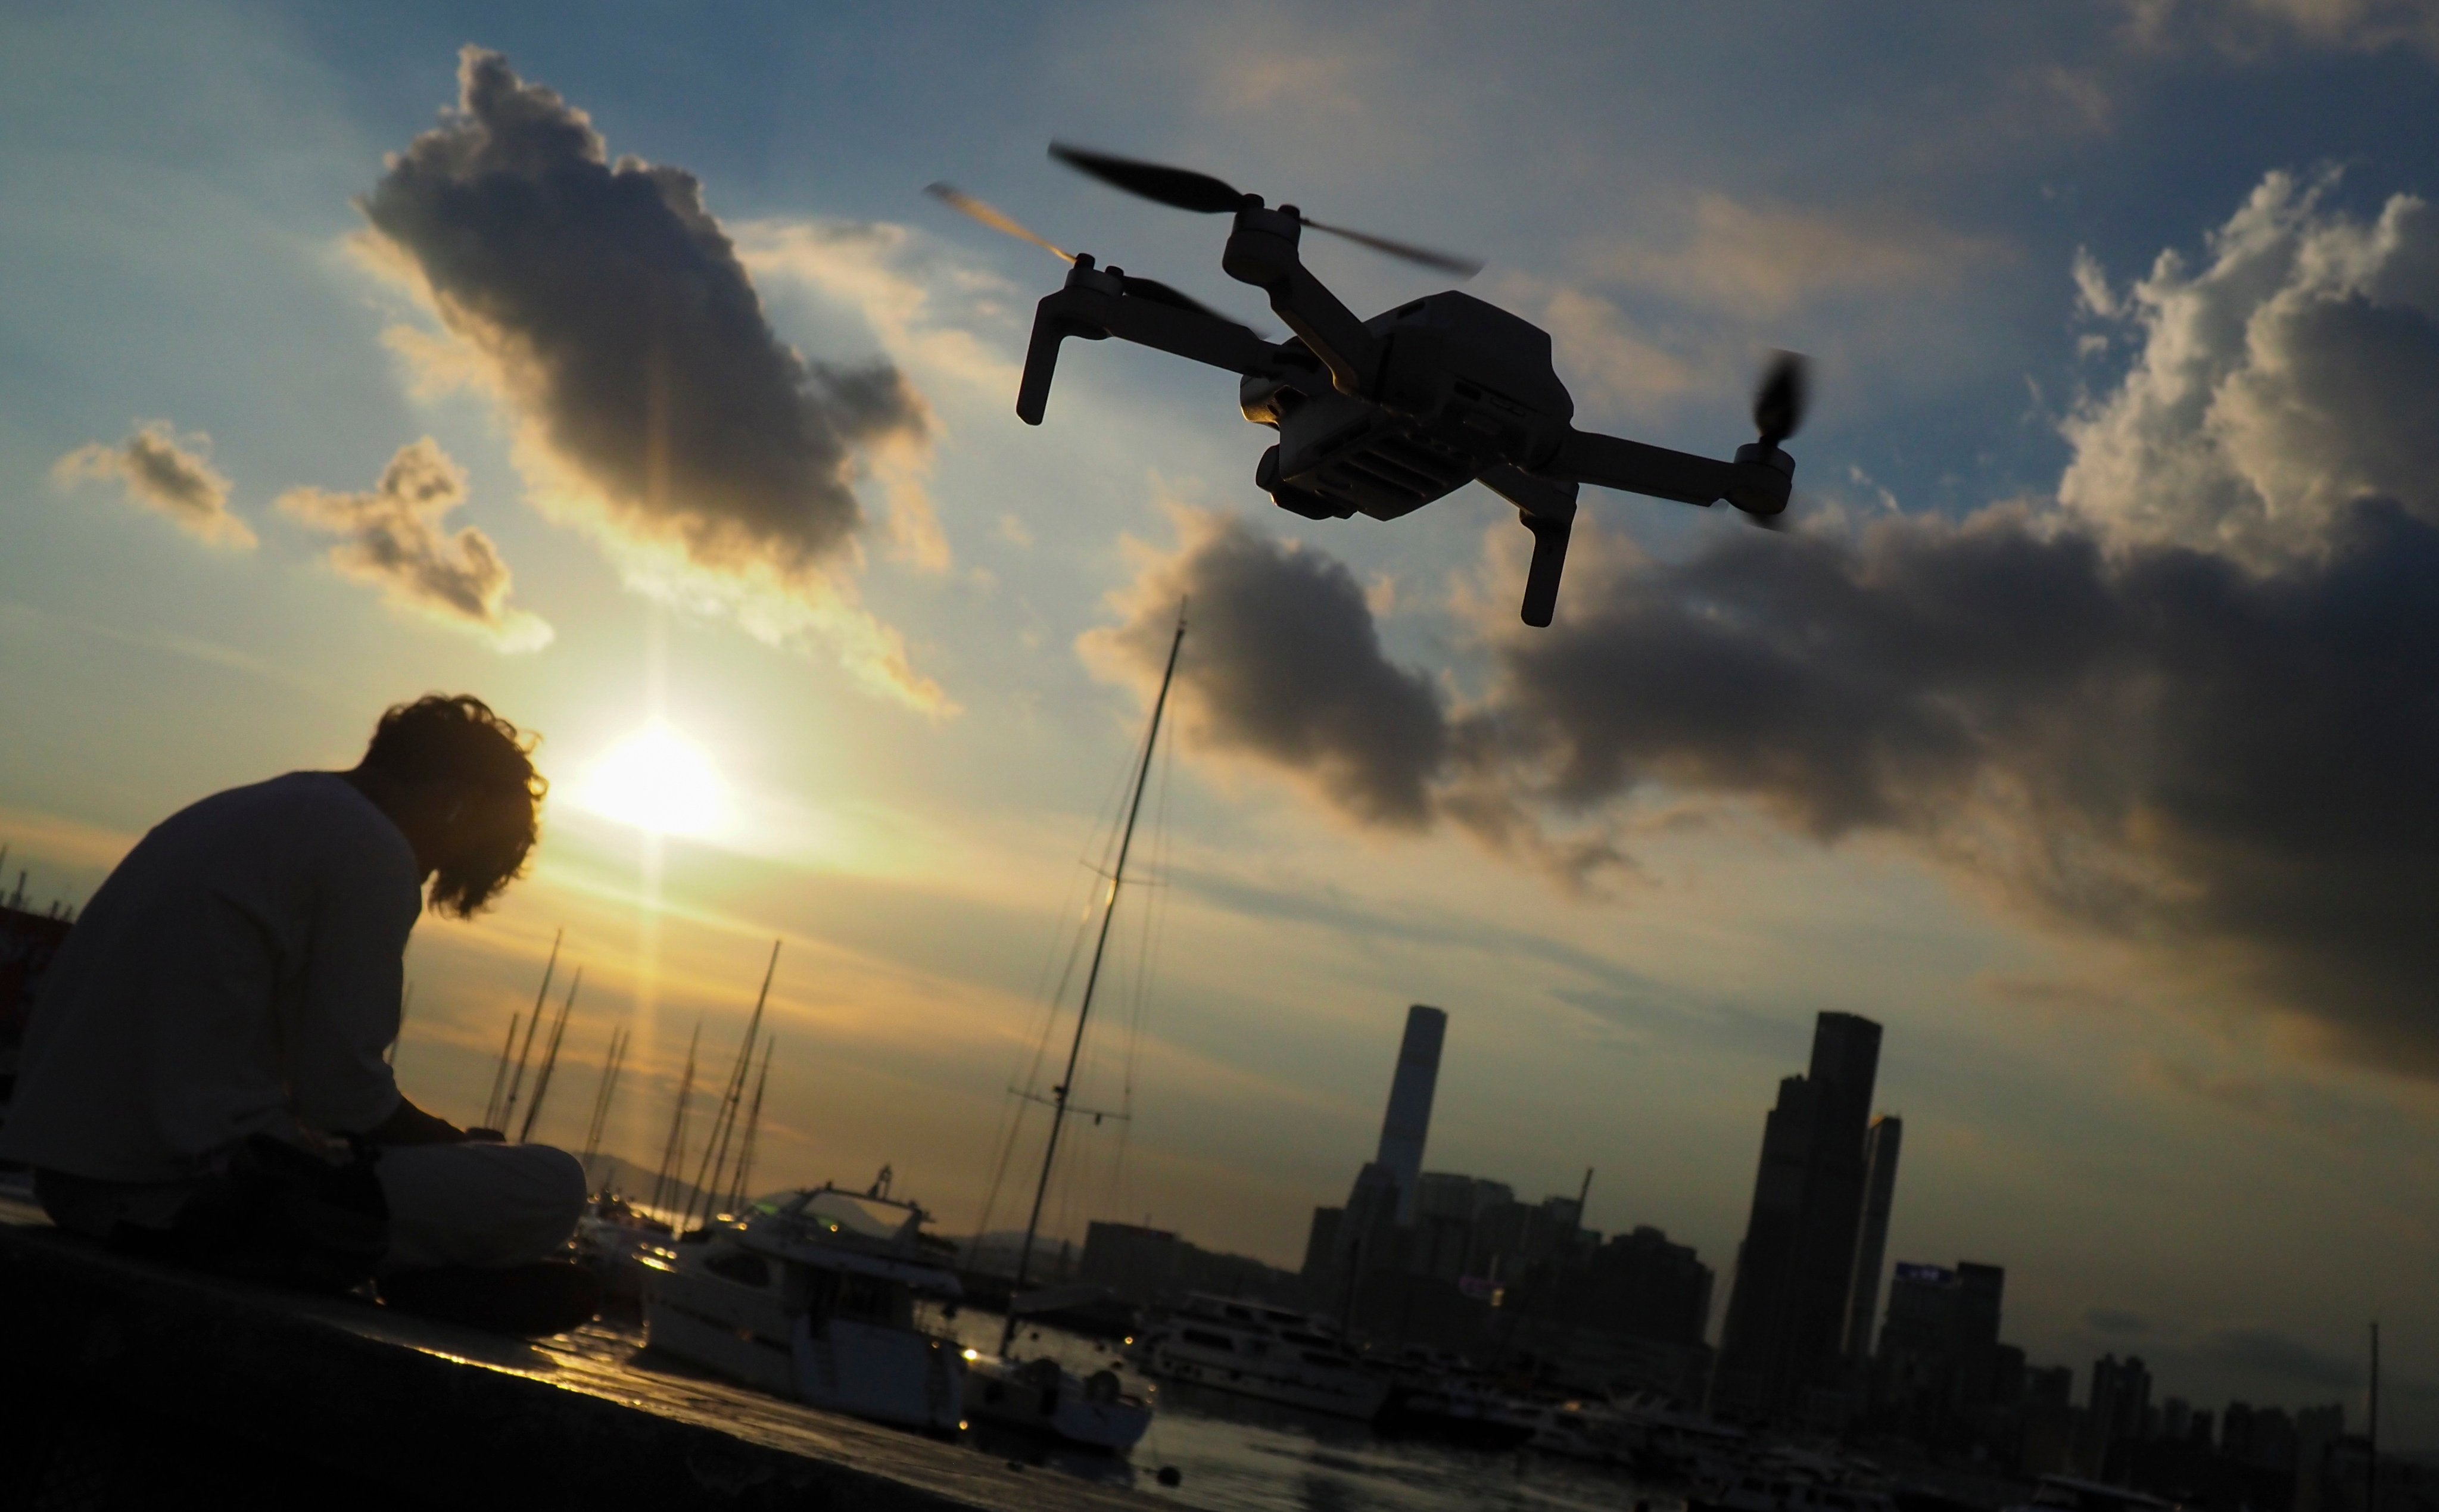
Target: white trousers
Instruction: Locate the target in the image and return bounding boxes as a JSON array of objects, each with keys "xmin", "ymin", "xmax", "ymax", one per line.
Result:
[
  {"xmin": 36, "ymin": 1140, "xmax": 587, "ymax": 1274},
  {"xmin": 375, "ymin": 1142, "xmax": 588, "ymax": 1272}
]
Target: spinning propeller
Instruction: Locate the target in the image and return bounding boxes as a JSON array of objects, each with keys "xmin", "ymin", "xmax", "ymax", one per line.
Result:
[
  {"xmin": 1049, "ymin": 144, "xmax": 1484, "ymax": 278},
  {"xmin": 924, "ymin": 182, "xmax": 1244, "ymax": 324},
  {"xmin": 1743, "ymin": 351, "xmax": 1810, "ymax": 530}
]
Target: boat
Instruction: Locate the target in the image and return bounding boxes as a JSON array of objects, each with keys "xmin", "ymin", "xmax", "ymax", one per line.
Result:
[
  {"xmin": 1130, "ymin": 1293, "xmax": 1391, "ymax": 1420},
  {"xmin": 959, "ymin": 610, "xmax": 1185, "ymax": 1454},
  {"xmin": 571, "ymin": 1190, "xmax": 675, "ymax": 1307},
  {"xmin": 1377, "ymin": 1372, "xmax": 1539, "ymax": 1449},
  {"xmin": 962, "ymin": 1351, "xmax": 1155, "ymax": 1452},
  {"xmin": 641, "ymin": 1182, "xmax": 967, "ymax": 1433},
  {"xmin": 1374, "ymin": 1350, "xmax": 1539, "ymax": 1449}
]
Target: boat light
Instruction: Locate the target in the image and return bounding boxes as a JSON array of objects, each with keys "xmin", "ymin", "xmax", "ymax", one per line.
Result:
[{"xmin": 962, "ymin": 1348, "xmax": 979, "ymax": 1361}]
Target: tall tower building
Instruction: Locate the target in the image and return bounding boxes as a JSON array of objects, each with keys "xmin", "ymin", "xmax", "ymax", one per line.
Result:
[
  {"xmin": 1372, "ymin": 1004, "xmax": 1446, "ymax": 1223},
  {"xmin": 1845, "ymin": 1115, "xmax": 1904, "ymax": 1358},
  {"xmin": 1714, "ymin": 1012, "xmax": 1884, "ymax": 1421}
]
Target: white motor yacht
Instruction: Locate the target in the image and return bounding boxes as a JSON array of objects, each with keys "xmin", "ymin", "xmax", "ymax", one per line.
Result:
[
  {"xmin": 1132, "ymin": 1294, "xmax": 1390, "ymax": 1420},
  {"xmin": 641, "ymin": 1184, "xmax": 965, "ymax": 1433},
  {"xmin": 962, "ymin": 1351, "xmax": 1154, "ymax": 1452}
]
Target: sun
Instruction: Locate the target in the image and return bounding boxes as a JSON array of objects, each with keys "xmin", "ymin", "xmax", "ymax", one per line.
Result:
[{"xmin": 572, "ymin": 724, "xmax": 731, "ymax": 838}]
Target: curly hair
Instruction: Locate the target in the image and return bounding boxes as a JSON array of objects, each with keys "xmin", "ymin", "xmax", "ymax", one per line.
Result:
[{"xmin": 361, "ymin": 694, "xmax": 546, "ymax": 917}]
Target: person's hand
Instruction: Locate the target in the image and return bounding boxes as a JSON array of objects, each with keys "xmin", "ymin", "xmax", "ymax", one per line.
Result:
[
  {"xmin": 463, "ymin": 1126, "xmax": 506, "ymax": 1143},
  {"xmin": 363, "ymin": 1096, "xmax": 473, "ymax": 1146}
]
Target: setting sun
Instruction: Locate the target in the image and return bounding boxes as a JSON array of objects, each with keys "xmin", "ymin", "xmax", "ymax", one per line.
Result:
[{"xmin": 571, "ymin": 723, "xmax": 731, "ymax": 838}]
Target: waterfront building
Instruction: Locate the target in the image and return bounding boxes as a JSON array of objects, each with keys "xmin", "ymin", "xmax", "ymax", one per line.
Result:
[
  {"xmin": 1712, "ymin": 1011, "xmax": 1887, "ymax": 1422},
  {"xmin": 1869, "ymin": 1258, "xmax": 2008, "ymax": 1448}
]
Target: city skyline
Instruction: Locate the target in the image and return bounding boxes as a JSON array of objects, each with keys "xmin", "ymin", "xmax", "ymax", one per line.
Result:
[{"xmin": 4, "ymin": 0, "xmax": 2437, "ymax": 1450}]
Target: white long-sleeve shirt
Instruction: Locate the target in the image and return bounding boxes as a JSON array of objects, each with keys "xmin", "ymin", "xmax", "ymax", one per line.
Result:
[{"xmin": 0, "ymin": 772, "xmax": 419, "ymax": 1181}]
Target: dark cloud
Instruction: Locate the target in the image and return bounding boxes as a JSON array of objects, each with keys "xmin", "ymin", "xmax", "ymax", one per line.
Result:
[
  {"xmin": 52, "ymin": 422, "xmax": 253, "ymax": 548},
  {"xmin": 1083, "ymin": 514, "xmax": 1447, "ymax": 828},
  {"xmin": 1117, "ymin": 500, "xmax": 2439, "ymax": 1075},
  {"xmin": 2088, "ymin": 1307, "xmax": 2154, "ymax": 1337},
  {"xmin": 359, "ymin": 48, "xmax": 929, "ymax": 612},
  {"xmin": 278, "ymin": 438, "xmax": 549, "ymax": 650},
  {"xmin": 2195, "ymin": 1326, "xmax": 2362, "ymax": 1393},
  {"xmin": 1085, "ymin": 173, "xmax": 2439, "ymax": 1078}
]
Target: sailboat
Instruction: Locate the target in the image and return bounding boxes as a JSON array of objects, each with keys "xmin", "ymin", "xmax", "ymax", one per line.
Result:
[{"xmin": 961, "ymin": 610, "xmax": 1183, "ymax": 1454}]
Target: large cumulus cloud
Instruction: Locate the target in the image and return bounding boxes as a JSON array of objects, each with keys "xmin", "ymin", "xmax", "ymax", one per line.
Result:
[
  {"xmin": 359, "ymin": 48, "xmax": 940, "ymax": 704},
  {"xmin": 1090, "ymin": 171, "xmax": 2439, "ymax": 1077},
  {"xmin": 2061, "ymin": 170, "xmax": 2439, "ymax": 565}
]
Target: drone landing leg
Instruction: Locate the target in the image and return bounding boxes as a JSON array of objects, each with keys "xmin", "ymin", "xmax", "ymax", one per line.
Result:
[{"xmin": 1481, "ymin": 464, "xmax": 1579, "ymax": 628}]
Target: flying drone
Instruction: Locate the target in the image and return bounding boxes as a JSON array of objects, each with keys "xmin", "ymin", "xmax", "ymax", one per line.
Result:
[{"xmin": 928, "ymin": 146, "xmax": 1809, "ymax": 626}]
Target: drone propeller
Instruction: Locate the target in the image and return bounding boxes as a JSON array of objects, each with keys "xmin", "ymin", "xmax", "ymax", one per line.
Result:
[
  {"xmin": 925, "ymin": 181, "xmax": 1245, "ymax": 326},
  {"xmin": 926, "ymin": 182, "xmax": 1073, "ymax": 262},
  {"xmin": 1049, "ymin": 143, "xmax": 1484, "ymax": 278},
  {"xmin": 1753, "ymin": 350, "xmax": 1809, "ymax": 450}
]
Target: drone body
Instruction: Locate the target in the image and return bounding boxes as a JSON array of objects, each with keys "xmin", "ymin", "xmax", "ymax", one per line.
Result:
[{"xmin": 945, "ymin": 152, "xmax": 1805, "ymax": 626}]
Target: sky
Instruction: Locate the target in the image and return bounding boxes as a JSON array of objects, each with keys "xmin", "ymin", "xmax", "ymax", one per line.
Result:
[{"xmin": 5, "ymin": 0, "xmax": 2438, "ymax": 1444}]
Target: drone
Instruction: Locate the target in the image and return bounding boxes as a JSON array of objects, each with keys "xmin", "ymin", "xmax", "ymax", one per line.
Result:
[{"xmin": 927, "ymin": 145, "xmax": 1808, "ymax": 626}]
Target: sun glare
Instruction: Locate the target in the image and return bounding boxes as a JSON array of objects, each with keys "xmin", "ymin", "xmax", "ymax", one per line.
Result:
[{"xmin": 573, "ymin": 724, "xmax": 731, "ymax": 838}]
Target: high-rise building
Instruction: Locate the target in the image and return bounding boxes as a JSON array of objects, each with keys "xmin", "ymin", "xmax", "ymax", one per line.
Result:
[
  {"xmin": 1713, "ymin": 1012, "xmax": 1886, "ymax": 1421},
  {"xmin": 2086, "ymin": 1354, "xmax": 2153, "ymax": 1478},
  {"xmin": 1845, "ymin": 1115, "xmax": 1903, "ymax": 1358},
  {"xmin": 1309, "ymin": 1005, "xmax": 1451, "ymax": 1305},
  {"xmin": 1374, "ymin": 1005, "xmax": 1447, "ymax": 1223}
]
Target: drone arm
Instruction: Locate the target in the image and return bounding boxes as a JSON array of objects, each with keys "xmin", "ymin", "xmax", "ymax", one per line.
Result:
[
  {"xmin": 1541, "ymin": 429, "xmax": 1794, "ymax": 516},
  {"xmin": 1018, "ymin": 283, "xmax": 1278, "ymax": 425},
  {"xmin": 1222, "ymin": 211, "xmax": 1379, "ymax": 397},
  {"xmin": 1263, "ymin": 264, "xmax": 1379, "ymax": 398}
]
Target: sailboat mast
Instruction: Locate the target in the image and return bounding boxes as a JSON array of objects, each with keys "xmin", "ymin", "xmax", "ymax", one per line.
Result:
[{"xmin": 1003, "ymin": 606, "xmax": 1185, "ymax": 1354}]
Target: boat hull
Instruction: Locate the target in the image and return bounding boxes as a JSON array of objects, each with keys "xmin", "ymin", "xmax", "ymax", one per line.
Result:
[
  {"xmin": 645, "ymin": 1258, "xmax": 965, "ymax": 1433},
  {"xmin": 966, "ymin": 1358, "xmax": 1152, "ymax": 1452}
]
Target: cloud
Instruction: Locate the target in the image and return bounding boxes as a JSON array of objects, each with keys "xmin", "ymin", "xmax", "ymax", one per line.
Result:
[
  {"xmin": 1580, "ymin": 194, "xmax": 2004, "ymax": 322},
  {"xmin": 2087, "ymin": 1307, "xmax": 2154, "ymax": 1336},
  {"xmin": 276, "ymin": 438, "xmax": 550, "ymax": 651},
  {"xmin": 2122, "ymin": 0, "xmax": 2439, "ymax": 60},
  {"xmin": 1080, "ymin": 512, "xmax": 1447, "ymax": 829},
  {"xmin": 357, "ymin": 47, "xmax": 941, "ymax": 706},
  {"xmin": 2061, "ymin": 170, "xmax": 2439, "ymax": 568},
  {"xmin": 52, "ymin": 422, "xmax": 253, "ymax": 548},
  {"xmin": 1086, "ymin": 172, "xmax": 2439, "ymax": 1080}
]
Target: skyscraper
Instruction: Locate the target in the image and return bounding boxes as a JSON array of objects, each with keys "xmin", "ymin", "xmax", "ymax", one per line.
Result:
[
  {"xmin": 1375, "ymin": 1004, "xmax": 1446, "ymax": 1223},
  {"xmin": 1713, "ymin": 1012, "xmax": 1886, "ymax": 1421},
  {"xmin": 1845, "ymin": 1115, "xmax": 1903, "ymax": 1358}
]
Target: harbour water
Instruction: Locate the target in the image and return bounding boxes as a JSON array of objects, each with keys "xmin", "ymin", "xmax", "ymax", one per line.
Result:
[{"xmin": 936, "ymin": 1308, "xmax": 1649, "ymax": 1512}]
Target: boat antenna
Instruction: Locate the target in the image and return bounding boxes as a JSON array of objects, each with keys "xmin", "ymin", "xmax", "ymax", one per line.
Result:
[
  {"xmin": 650, "ymin": 1015, "xmax": 704, "ymax": 1221},
  {"xmin": 580, "ymin": 1024, "xmax": 630, "ymax": 1180},
  {"xmin": 725, "ymin": 1036, "xmax": 777, "ymax": 1215},
  {"xmin": 1001, "ymin": 601, "xmax": 1186, "ymax": 1356},
  {"xmin": 496, "ymin": 928, "xmax": 563, "ymax": 1137},
  {"xmin": 684, "ymin": 939, "xmax": 781, "ymax": 1232},
  {"xmin": 517, "ymin": 966, "xmax": 583, "ymax": 1143},
  {"xmin": 482, "ymin": 1011, "xmax": 522, "ymax": 1130}
]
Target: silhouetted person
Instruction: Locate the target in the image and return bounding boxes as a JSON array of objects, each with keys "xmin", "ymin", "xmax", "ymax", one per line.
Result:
[{"xmin": 0, "ymin": 694, "xmax": 595, "ymax": 1332}]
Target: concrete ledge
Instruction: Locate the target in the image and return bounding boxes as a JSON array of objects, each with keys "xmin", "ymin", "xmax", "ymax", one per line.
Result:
[{"xmin": 0, "ymin": 1208, "xmax": 1142, "ymax": 1510}]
